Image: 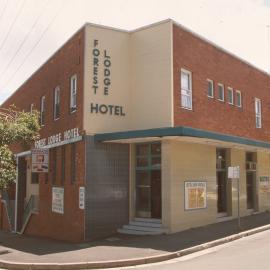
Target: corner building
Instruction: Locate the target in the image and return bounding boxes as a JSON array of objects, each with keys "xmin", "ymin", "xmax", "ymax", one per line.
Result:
[{"xmin": 2, "ymin": 19, "xmax": 270, "ymax": 242}]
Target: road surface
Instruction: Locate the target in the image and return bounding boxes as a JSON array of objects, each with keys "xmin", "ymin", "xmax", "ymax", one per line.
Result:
[{"xmin": 120, "ymin": 229, "xmax": 270, "ymax": 270}]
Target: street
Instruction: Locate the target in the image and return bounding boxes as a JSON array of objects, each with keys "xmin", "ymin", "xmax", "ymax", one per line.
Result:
[{"xmin": 120, "ymin": 229, "xmax": 270, "ymax": 270}]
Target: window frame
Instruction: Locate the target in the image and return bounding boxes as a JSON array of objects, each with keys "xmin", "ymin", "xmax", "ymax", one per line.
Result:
[
  {"xmin": 54, "ymin": 86, "xmax": 60, "ymax": 121},
  {"xmin": 255, "ymin": 98, "xmax": 262, "ymax": 129},
  {"xmin": 217, "ymin": 83, "xmax": 225, "ymax": 102},
  {"xmin": 40, "ymin": 96, "xmax": 45, "ymax": 126},
  {"xmin": 235, "ymin": 90, "xmax": 242, "ymax": 108},
  {"xmin": 227, "ymin": 87, "xmax": 234, "ymax": 105},
  {"xmin": 207, "ymin": 79, "xmax": 214, "ymax": 98},
  {"xmin": 70, "ymin": 74, "xmax": 77, "ymax": 113},
  {"xmin": 180, "ymin": 68, "xmax": 193, "ymax": 110}
]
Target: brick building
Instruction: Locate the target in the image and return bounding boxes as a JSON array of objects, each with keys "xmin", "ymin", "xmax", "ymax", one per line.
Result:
[{"xmin": 1, "ymin": 19, "xmax": 270, "ymax": 242}]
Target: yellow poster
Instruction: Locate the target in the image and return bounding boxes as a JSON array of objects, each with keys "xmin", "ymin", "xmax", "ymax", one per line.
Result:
[{"xmin": 185, "ymin": 182, "xmax": 206, "ymax": 210}]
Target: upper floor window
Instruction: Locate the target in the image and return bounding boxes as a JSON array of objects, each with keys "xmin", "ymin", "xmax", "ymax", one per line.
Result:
[
  {"xmin": 236, "ymin": 90, "xmax": 242, "ymax": 107},
  {"xmin": 54, "ymin": 86, "xmax": 60, "ymax": 120},
  {"xmin": 227, "ymin": 87, "xmax": 234, "ymax": 105},
  {"xmin": 207, "ymin": 79, "xmax": 214, "ymax": 98},
  {"xmin": 70, "ymin": 74, "xmax": 77, "ymax": 113},
  {"xmin": 40, "ymin": 96, "xmax": 45, "ymax": 126},
  {"xmin": 255, "ymin": 98, "xmax": 262, "ymax": 128},
  {"xmin": 217, "ymin": 84, "xmax": 224, "ymax": 102},
  {"xmin": 180, "ymin": 69, "xmax": 192, "ymax": 110}
]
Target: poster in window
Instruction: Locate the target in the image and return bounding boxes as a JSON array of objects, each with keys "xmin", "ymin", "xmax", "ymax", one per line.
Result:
[
  {"xmin": 52, "ymin": 187, "xmax": 64, "ymax": 214},
  {"xmin": 185, "ymin": 181, "xmax": 207, "ymax": 210},
  {"xmin": 259, "ymin": 176, "xmax": 270, "ymax": 193},
  {"xmin": 31, "ymin": 148, "xmax": 49, "ymax": 173}
]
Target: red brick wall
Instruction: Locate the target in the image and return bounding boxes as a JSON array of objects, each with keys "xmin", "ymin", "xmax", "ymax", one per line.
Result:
[
  {"xmin": 1, "ymin": 27, "xmax": 86, "ymax": 242},
  {"xmin": 173, "ymin": 24, "xmax": 270, "ymax": 142}
]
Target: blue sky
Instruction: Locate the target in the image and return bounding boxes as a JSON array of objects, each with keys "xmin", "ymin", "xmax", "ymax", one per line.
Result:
[{"xmin": 0, "ymin": 0, "xmax": 270, "ymax": 104}]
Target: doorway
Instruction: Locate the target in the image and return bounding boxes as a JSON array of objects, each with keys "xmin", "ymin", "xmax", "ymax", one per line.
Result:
[{"xmin": 135, "ymin": 143, "xmax": 161, "ymax": 219}]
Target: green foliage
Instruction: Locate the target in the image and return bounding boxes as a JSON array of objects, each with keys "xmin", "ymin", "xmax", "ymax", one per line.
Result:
[
  {"xmin": 0, "ymin": 145, "xmax": 16, "ymax": 190},
  {"xmin": 0, "ymin": 106, "xmax": 40, "ymax": 190}
]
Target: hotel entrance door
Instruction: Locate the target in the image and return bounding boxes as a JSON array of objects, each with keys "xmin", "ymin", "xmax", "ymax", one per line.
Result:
[{"xmin": 135, "ymin": 143, "xmax": 161, "ymax": 219}]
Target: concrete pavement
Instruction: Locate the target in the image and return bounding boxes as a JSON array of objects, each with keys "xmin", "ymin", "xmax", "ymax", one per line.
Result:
[{"xmin": 0, "ymin": 212, "xmax": 270, "ymax": 269}]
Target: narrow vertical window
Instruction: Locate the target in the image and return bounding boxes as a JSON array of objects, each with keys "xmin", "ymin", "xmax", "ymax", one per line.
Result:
[
  {"xmin": 54, "ymin": 86, "xmax": 60, "ymax": 120},
  {"xmin": 255, "ymin": 98, "xmax": 262, "ymax": 128},
  {"xmin": 207, "ymin": 79, "xmax": 214, "ymax": 98},
  {"xmin": 40, "ymin": 96, "xmax": 45, "ymax": 126},
  {"xmin": 51, "ymin": 148, "xmax": 57, "ymax": 184},
  {"xmin": 61, "ymin": 146, "xmax": 65, "ymax": 185},
  {"xmin": 30, "ymin": 103, "xmax": 34, "ymax": 113},
  {"xmin": 218, "ymin": 84, "xmax": 224, "ymax": 101},
  {"xmin": 236, "ymin": 90, "xmax": 242, "ymax": 107},
  {"xmin": 70, "ymin": 74, "xmax": 77, "ymax": 112},
  {"xmin": 227, "ymin": 87, "xmax": 234, "ymax": 105},
  {"xmin": 181, "ymin": 69, "xmax": 192, "ymax": 110},
  {"xmin": 71, "ymin": 143, "xmax": 76, "ymax": 183}
]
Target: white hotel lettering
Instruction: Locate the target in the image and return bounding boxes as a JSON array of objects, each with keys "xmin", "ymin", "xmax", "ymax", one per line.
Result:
[{"xmin": 34, "ymin": 128, "xmax": 80, "ymax": 149}]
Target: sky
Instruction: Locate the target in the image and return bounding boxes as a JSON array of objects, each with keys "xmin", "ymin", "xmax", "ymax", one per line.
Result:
[{"xmin": 0, "ymin": 0, "xmax": 270, "ymax": 104}]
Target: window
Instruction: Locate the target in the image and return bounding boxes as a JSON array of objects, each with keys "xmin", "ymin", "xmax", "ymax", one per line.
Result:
[
  {"xmin": 71, "ymin": 143, "xmax": 76, "ymax": 183},
  {"xmin": 227, "ymin": 87, "xmax": 234, "ymax": 105},
  {"xmin": 40, "ymin": 96, "xmax": 45, "ymax": 126},
  {"xmin": 51, "ymin": 148, "xmax": 57, "ymax": 184},
  {"xmin": 54, "ymin": 86, "xmax": 60, "ymax": 120},
  {"xmin": 61, "ymin": 146, "xmax": 65, "ymax": 185},
  {"xmin": 70, "ymin": 74, "xmax": 77, "ymax": 112},
  {"xmin": 255, "ymin": 98, "xmax": 262, "ymax": 128},
  {"xmin": 217, "ymin": 84, "xmax": 224, "ymax": 101},
  {"xmin": 181, "ymin": 69, "xmax": 192, "ymax": 110},
  {"xmin": 236, "ymin": 90, "xmax": 242, "ymax": 107},
  {"xmin": 207, "ymin": 79, "xmax": 214, "ymax": 98},
  {"xmin": 30, "ymin": 103, "xmax": 34, "ymax": 113}
]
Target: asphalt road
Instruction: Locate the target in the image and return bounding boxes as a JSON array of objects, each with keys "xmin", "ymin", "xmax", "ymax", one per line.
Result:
[{"xmin": 120, "ymin": 229, "xmax": 270, "ymax": 270}]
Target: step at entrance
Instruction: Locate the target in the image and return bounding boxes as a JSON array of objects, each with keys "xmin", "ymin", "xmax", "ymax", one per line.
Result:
[{"xmin": 118, "ymin": 219, "xmax": 168, "ymax": 235}]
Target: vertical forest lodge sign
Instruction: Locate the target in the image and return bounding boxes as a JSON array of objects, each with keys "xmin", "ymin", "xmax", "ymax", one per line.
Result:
[{"xmin": 90, "ymin": 39, "xmax": 126, "ymax": 116}]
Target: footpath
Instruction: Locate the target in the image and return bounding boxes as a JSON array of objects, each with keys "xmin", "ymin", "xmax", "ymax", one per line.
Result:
[{"xmin": 0, "ymin": 211, "xmax": 270, "ymax": 269}]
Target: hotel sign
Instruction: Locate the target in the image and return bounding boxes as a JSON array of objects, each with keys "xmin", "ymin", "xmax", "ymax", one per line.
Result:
[
  {"xmin": 34, "ymin": 128, "xmax": 80, "ymax": 149},
  {"xmin": 185, "ymin": 181, "xmax": 207, "ymax": 210},
  {"xmin": 90, "ymin": 39, "xmax": 126, "ymax": 117}
]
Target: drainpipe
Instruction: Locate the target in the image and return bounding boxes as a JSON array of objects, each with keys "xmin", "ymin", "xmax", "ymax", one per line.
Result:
[{"xmin": 14, "ymin": 155, "xmax": 18, "ymax": 233}]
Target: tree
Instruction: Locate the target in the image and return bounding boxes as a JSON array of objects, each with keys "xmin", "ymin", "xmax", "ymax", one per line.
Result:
[{"xmin": 0, "ymin": 106, "xmax": 40, "ymax": 190}]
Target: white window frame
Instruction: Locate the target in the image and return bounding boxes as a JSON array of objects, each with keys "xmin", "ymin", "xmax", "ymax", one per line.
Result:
[
  {"xmin": 217, "ymin": 83, "xmax": 225, "ymax": 102},
  {"xmin": 180, "ymin": 68, "xmax": 192, "ymax": 110},
  {"xmin": 255, "ymin": 98, "xmax": 262, "ymax": 128},
  {"xmin": 236, "ymin": 90, "xmax": 242, "ymax": 108},
  {"xmin": 40, "ymin": 96, "xmax": 45, "ymax": 126},
  {"xmin": 207, "ymin": 79, "xmax": 214, "ymax": 98},
  {"xmin": 227, "ymin": 87, "xmax": 234, "ymax": 105},
  {"xmin": 54, "ymin": 86, "xmax": 60, "ymax": 120},
  {"xmin": 70, "ymin": 74, "xmax": 77, "ymax": 113}
]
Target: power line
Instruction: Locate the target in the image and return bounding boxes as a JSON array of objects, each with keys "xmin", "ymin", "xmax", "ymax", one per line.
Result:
[
  {"xmin": 0, "ymin": 0, "xmax": 50, "ymax": 78},
  {"xmin": 0, "ymin": 0, "xmax": 27, "ymax": 51},
  {"xmin": 0, "ymin": 0, "xmax": 8, "ymax": 25},
  {"xmin": 2, "ymin": 0, "xmax": 67, "ymax": 88}
]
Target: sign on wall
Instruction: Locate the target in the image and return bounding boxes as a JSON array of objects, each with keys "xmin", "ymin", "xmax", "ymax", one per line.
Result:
[
  {"xmin": 228, "ymin": 166, "xmax": 240, "ymax": 179},
  {"xmin": 185, "ymin": 181, "xmax": 207, "ymax": 210},
  {"xmin": 52, "ymin": 187, "xmax": 64, "ymax": 214},
  {"xmin": 79, "ymin": 187, "xmax": 85, "ymax": 209},
  {"xmin": 259, "ymin": 176, "xmax": 270, "ymax": 193},
  {"xmin": 90, "ymin": 39, "xmax": 126, "ymax": 117},
  {"xmin": 31, "ymin": 148, "xmax": 49, "ymax": 173}
]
